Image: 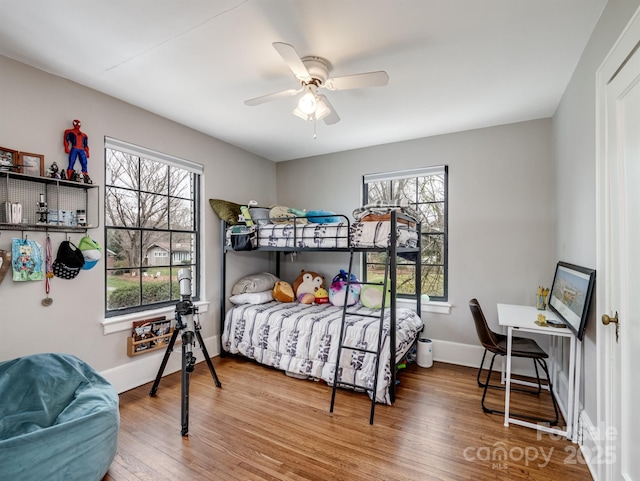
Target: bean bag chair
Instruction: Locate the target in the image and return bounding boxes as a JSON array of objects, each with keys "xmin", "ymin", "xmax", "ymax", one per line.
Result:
[{"xmin": 0, "ymin": 353, "xmax": 119, "ymax": 481}]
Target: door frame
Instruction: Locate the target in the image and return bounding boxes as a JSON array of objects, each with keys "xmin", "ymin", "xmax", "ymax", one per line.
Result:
[{"xmin": 596, "ymin": 6, "xmax": 640, "ymax": 481}]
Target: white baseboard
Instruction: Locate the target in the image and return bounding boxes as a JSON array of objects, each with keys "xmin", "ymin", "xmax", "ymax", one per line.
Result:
[
  {"xmin": 579, "ymin": 409, "xmax": 602, "ymax": 481},
  {"xmin": 431, "ymin": 339, "xmax": 540, "ymax": 378},
  {"xmin": 101, "ymin": 336, "xmax": 555, "ymax": 397},
  {"xmin": 101, "ymin": 335, "xmax": 220, "ymax": 394}
]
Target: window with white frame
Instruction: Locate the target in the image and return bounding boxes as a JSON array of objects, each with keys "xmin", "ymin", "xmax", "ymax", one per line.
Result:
[
  {"xmin": 363, "ymin": 166, "xmax": 448, "ymax": 300},
  {"xmin": 104, "ymin": 138, "xmax": 202, "ymax": 316}
]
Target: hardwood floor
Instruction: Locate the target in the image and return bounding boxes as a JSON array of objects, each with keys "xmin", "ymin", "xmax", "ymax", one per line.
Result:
[{"xmin": 106, "ymin": 357, "xmax": 593, "ymax": 481}]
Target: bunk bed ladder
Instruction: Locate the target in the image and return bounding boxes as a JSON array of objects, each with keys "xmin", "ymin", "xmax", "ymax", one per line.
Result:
[{"xmin": 329, "ymin": 248, "xmax": 391, "ymax": 425}]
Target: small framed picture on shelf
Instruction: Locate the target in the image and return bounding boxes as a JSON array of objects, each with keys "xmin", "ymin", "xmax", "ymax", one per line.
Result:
[
  {"xmin": 18, "ymin": 152, "xmax": 45, "ymax": 177},
  {"xmin": 0, "ymin": 146, "xmax": 19, "ymax": 172}
]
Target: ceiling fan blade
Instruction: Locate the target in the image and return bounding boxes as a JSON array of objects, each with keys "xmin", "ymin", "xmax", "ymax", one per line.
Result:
[
  {"xmin": 317, "ymin": 95, "xmax": 340, "ymax": 125},
  {"xmin": 272, "ymin": 42, "xmax": 311, "ymax": 82},
  {"xmin": 244, "ymin": 88, "xmax": 301, "ymax": 106},
  {"xmin": 324, "ymin": 71, "xmax": 389, "ymax": 91}
]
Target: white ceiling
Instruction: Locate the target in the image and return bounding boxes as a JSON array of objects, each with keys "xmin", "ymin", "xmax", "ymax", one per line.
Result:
[{"xmin": 0, "ymin": 0, "xmax": 606, "ymax": 162}]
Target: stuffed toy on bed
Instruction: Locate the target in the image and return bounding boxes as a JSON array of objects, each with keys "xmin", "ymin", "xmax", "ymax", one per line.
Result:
[
  {"xmin": 293, "ymin": 270, "xmax": 324, "ymax": 295},
  {"xmin": 292, "ymin": 270, "xmax": 325, "ymax": 304},
  {"xmin": 269, "ymin": 206, "xmax": 308, "ymax": 225},
  {"xmin": 303, "ymin": 210, "xmax": 342, "ymax": 224},
  {"xmin": 329, "ymin": 269, "xmax": 361, "ymax": 307},
  {"xmin": 272, "ymin": 207, "xmax": 341, "ymax": 224},
  {"xmin": 314, "ymin": 287, "xmax": 329, "ymax": 304},
  {"xmin": 273, "ymin": 281, "xmax": 295, "ymax": 303},
  {"xmin": 360, "ymin": 284, "xmax": 391, "ymax": 309}
]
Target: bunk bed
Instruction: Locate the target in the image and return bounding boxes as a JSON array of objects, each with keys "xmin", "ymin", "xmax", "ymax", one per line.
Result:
[{"xmin": 218, "ymin": 205, "xmax": 424, "ymax": 407}]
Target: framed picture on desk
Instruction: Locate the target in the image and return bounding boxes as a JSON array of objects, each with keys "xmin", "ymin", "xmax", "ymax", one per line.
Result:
[{"xmin": 548, "ymin": 261, "xmax": 596, "ymax": 341}]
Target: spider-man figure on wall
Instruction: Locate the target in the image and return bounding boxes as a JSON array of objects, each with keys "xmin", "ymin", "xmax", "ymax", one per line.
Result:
[{"xmin": 63, "ymin": 119, "xmax": 92, "ymax": 183}]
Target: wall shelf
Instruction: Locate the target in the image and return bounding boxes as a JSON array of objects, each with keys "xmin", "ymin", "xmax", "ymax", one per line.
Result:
[
  {"xmin": 0, "ymin": 171, "xmax": 99, "ymax": 233},
  {"xmin": 127, "ymin": 328, "xmax": 174, "ymax": 356}
]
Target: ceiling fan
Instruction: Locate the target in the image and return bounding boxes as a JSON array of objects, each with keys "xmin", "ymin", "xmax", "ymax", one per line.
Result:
[{"xmin": 244, "ymin": 42, "xmax": 389, "ymax": 125}]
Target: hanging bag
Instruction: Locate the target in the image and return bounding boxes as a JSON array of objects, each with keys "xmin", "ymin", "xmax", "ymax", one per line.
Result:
[{"xmin": 52, "ymin": 240, "xmax": 85, "ymax": 279}]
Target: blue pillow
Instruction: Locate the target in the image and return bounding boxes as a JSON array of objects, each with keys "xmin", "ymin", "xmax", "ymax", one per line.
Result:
[{"xmin": 305, "ymin": 210, "xmax": 342, "ymax": 223}]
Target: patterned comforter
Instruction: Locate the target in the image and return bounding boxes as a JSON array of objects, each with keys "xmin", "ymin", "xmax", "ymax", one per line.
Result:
[
  {"xmin": 226, "ymin": 221, "xmax": 419, "ymax": 249},
  {"xmin": 221, "ymin": 302, "xmax": 424, "ymax": 404}
]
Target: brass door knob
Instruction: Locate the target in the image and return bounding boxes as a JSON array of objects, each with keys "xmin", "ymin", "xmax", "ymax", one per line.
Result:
[{"xmin": 602, "ymin": 312, "xmax": 619, "ymax": 325}]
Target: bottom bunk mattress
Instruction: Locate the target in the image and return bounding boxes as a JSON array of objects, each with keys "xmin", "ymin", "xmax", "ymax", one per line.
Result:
[{"xmin": 222, "ymin": 302, "xmax": 424, "ymax": 404}]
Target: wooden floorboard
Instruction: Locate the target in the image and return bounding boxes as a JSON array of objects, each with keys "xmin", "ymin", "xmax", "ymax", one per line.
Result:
[{"xmin": 106, "ymin": 357, "xmax": 593, "ymax": 481}]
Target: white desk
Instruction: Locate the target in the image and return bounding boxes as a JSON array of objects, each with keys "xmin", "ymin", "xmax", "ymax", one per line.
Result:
[{"xmin": 497, "ymin": 303, "xmax": 581, "ymax": 441}]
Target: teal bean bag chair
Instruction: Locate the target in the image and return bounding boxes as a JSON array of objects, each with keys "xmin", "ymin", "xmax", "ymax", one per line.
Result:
[{"xmin": 0, "ymin": 353, "xmax": 119, "ymax": 481}]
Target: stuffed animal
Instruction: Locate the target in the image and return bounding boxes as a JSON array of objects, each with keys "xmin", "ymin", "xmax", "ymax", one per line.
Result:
[
  {"xmin": 269, "ymin": 206, "xmax": 308, "ymax": 224},
  {"xmin": 298, "ymin": 292, "xmax": 315, "ymax": 304},
  {"xmin": 292, "ymin": 270, "xmax": 325, "ymax": 298},
  {"xmin": 281, "ymin": 208, "xmax": 341, "ymax": 224},
  {"xmin": 305, "ymin": 210, "xmax": 341, "ymax": 223},
  {"xmin": 329, "ymin": 269, "xmax": 361, "ymax": 307},
  {"xmin": 360, "ymin": 284, "xmax": 391, "ymax": 309},
  {"xmin": 273, "ymin": 281, "xmax": 295, "ymax": 303},
  {"xmin": 287, "ymin": 207, "xmax": 307, "ymax": 217},
  {"xmin": 314, "ymin": 287, "xmax": 329, "ymax": 304}
]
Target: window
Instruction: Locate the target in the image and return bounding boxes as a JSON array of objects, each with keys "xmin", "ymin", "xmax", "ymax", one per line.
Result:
[
  {"xmin": 363, "ymin": 166, "xmax": 448, "ymax": 301},
  {"xmin": 104, "ymin": 138, "xmax": 202, "ymax": 316}
]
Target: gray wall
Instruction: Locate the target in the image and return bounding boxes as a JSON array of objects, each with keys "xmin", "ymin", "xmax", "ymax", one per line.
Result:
[
  {"xmin": 0, "ymin": 55, "xmax": 276, "ymax": 375},
  {"xmin": 552, "ymin": 0, "xmax": 640, "ymax": 422},
  {"xmin": 277, "ymin": 119, "xmax": 555, "ymax": 347}
]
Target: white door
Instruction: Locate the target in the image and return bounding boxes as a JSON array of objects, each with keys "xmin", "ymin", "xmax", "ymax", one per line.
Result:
[{"xmin": 599, "ymin": 10, "xmax": 640, "ymax": 481}]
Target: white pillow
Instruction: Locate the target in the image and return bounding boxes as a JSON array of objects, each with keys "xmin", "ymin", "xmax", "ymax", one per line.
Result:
[
  {"xmin": 229, "ymin": 290, "xmax": 274, "ymax": 305},
  {"xmin": 231, "ymin": 272, "xmax": 279, "ymax": 295}
]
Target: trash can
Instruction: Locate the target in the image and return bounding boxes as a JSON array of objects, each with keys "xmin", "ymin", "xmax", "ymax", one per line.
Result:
[{"xmin": 417, "ymin": 338, "xmax": 433, "ymax": 368}]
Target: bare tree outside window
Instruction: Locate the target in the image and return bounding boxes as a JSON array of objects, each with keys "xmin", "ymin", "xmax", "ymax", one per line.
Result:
[
  {"xmin": 105, "ymin": 146, "xmax": 199, "ymax": 315},
  {"xmin": 364, "ymin": 167, "xmax": 448, "ymax": 300}
]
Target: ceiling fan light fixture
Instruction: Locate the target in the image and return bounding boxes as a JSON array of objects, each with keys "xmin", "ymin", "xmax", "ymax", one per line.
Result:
[
  {"xmin": 292, "ymin": 106, "xmax": 313, "ymax": 121},
  {"xmin": 298, "ymin": 85, "xmax": 317, "ymax": 115},
  {"xmin": 246, "ymin": 42, "xmax": 389, "ymax": 126},
  {"xmin": 314, "ymin": 95, "xmax": 331, "ymax": 121}
]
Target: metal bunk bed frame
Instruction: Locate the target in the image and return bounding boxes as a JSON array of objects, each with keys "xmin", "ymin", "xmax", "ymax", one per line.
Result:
[{"xmin": 218, "ymin": 210, "xmax": 422, "ymax": 405}]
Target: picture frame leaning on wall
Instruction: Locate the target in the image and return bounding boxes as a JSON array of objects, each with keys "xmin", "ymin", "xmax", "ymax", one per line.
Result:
[
  {"xmin": 17, "ymin": 152, "xmax": 45, "ymax": 177},
  {"xmin": 0, "ymin": 147, "xmax": 19, "ymax": 172}
]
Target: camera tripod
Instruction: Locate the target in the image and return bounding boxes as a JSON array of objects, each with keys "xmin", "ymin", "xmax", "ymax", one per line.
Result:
[{"xmin": 149, "ymin": 269, "xmax": 221, "ymax": 436}]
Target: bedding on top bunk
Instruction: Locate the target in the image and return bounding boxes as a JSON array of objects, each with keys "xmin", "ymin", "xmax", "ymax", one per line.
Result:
[
  {"xmin": 225, "ymin": 219, "xmax": 419, "ymax": 249},
  {"xmin": 221, "ymin": 301, "xmax": 424, "ymax": 404},
  {"xmin": 351, "ymin": 220, "xmax": 418, "ymax": 248},
  {"xmin": 257, "ymin": 222, "xmax": 350, "ymax": 248}
]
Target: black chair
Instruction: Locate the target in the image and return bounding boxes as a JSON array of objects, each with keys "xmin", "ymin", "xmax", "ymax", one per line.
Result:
[{"xmin": 469, "ymin": 298, "xmax": 559, "ymax": 425}]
